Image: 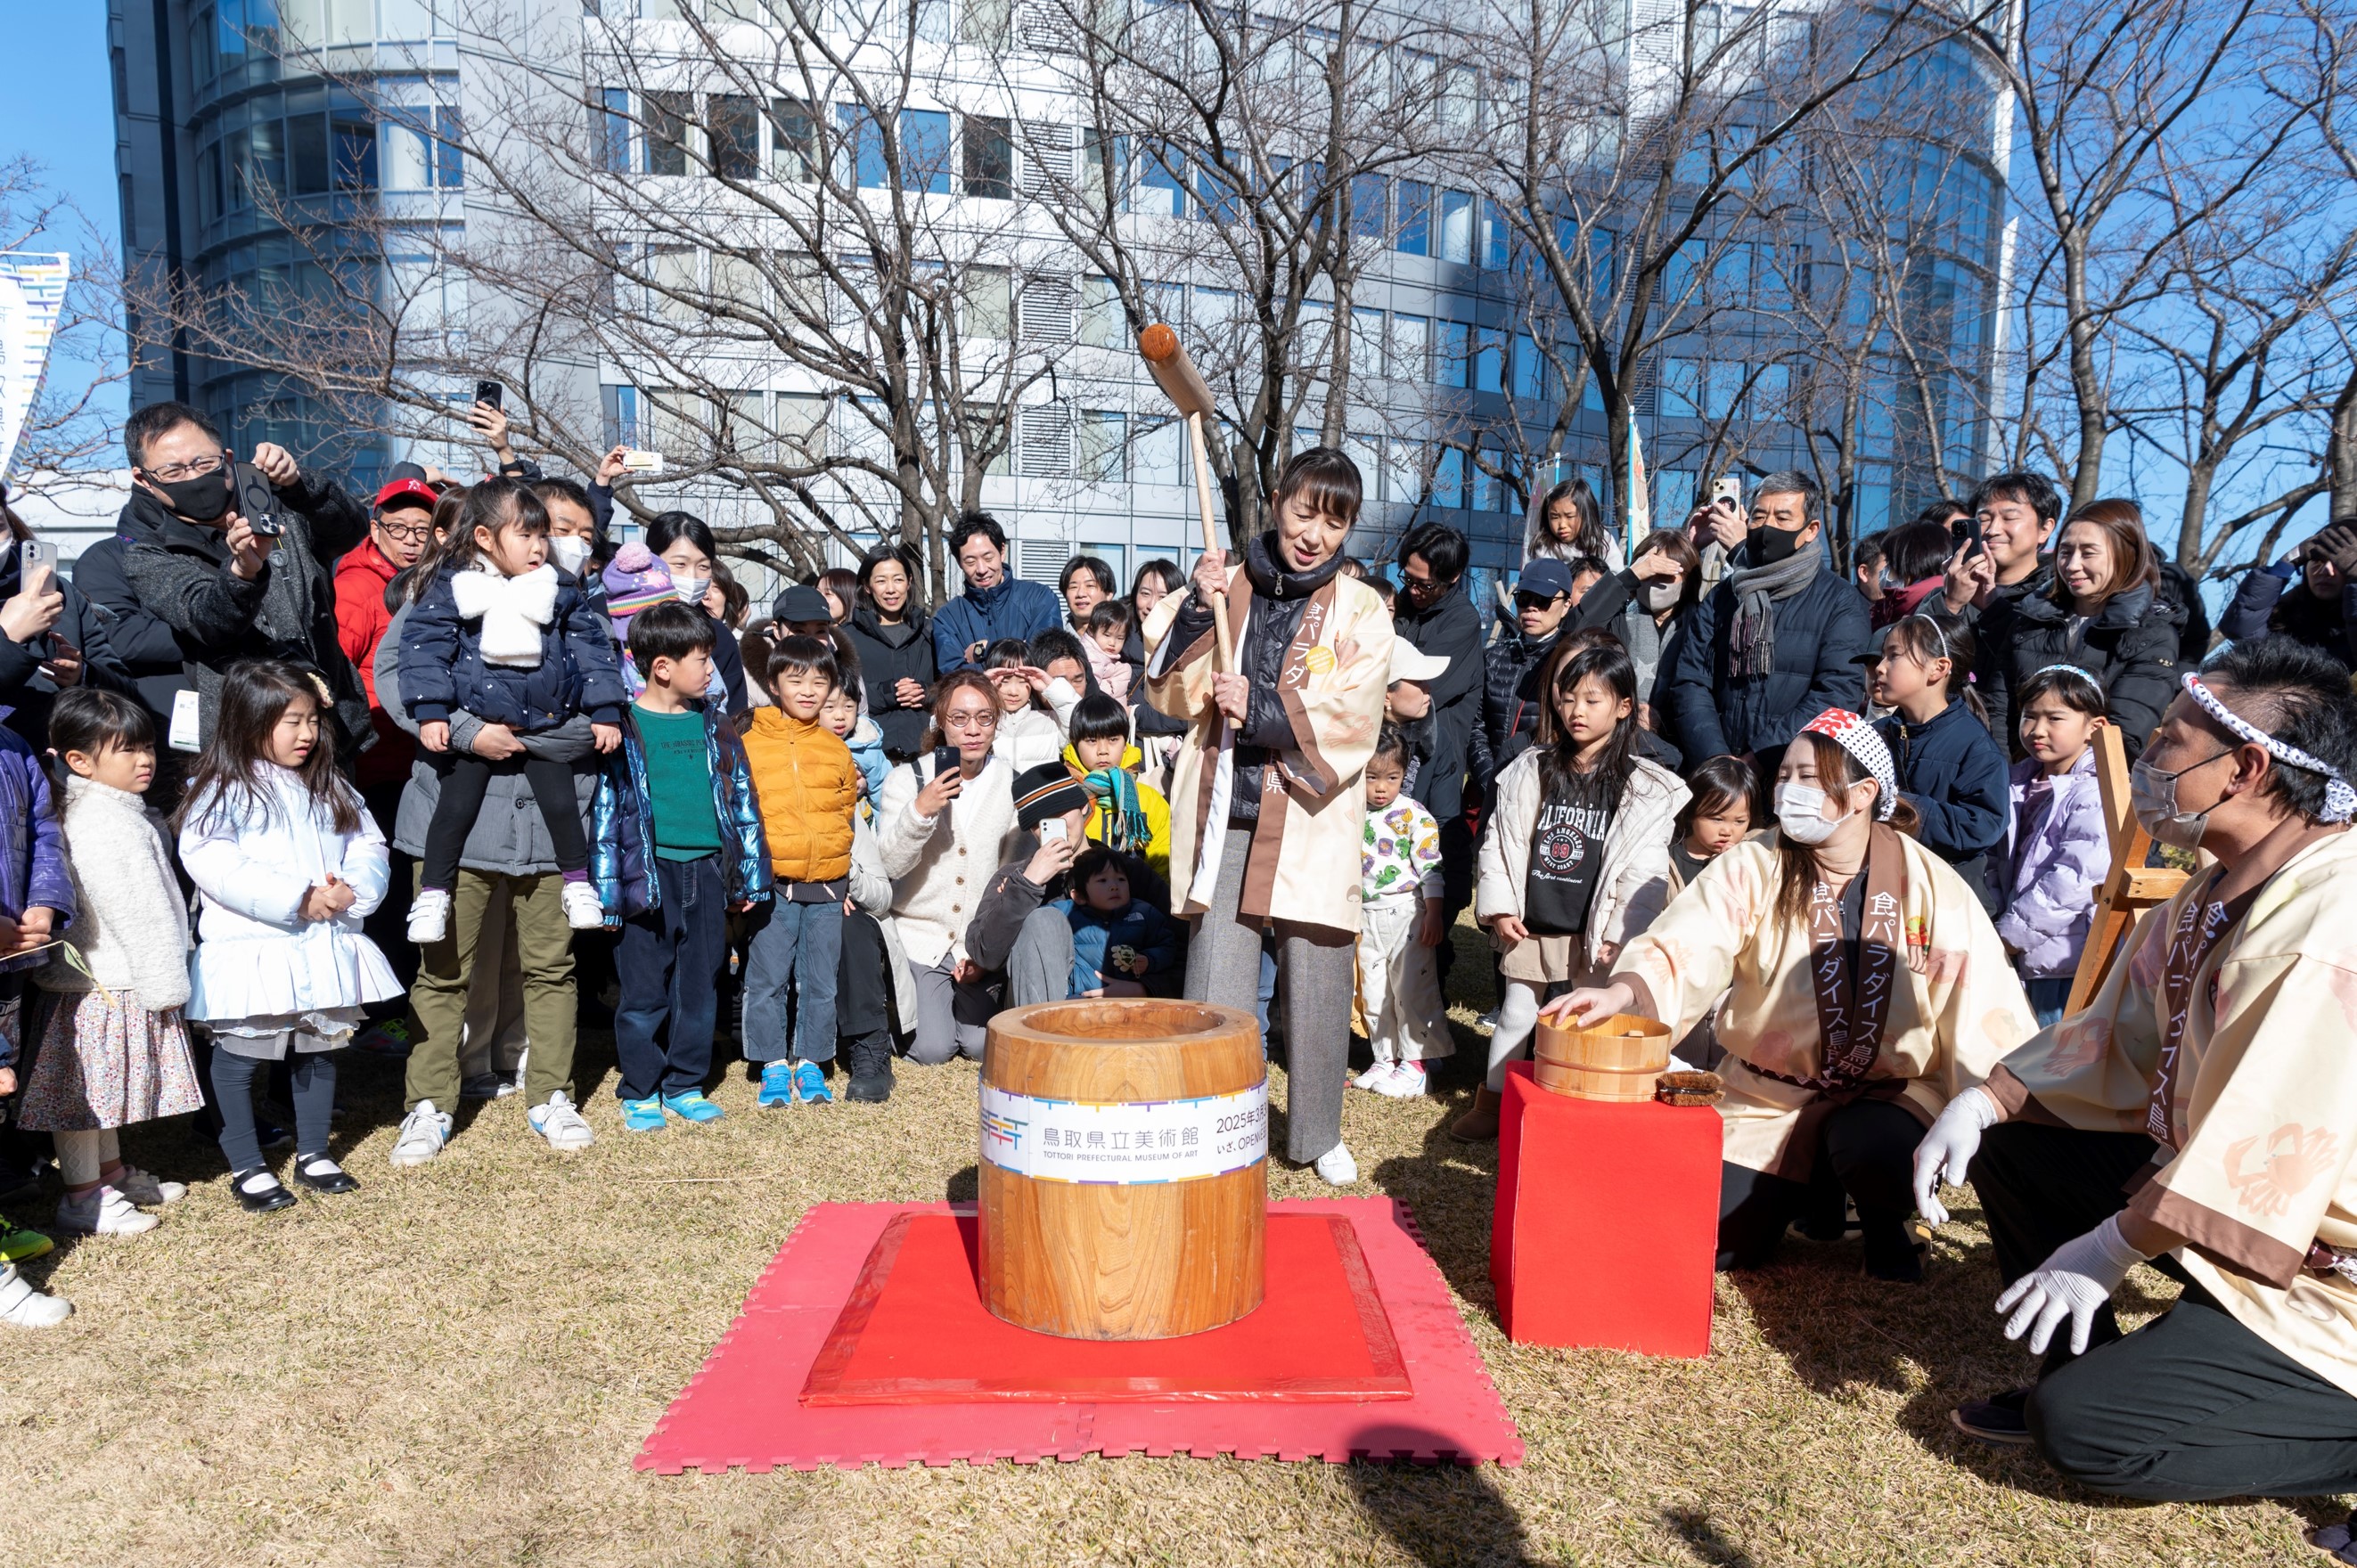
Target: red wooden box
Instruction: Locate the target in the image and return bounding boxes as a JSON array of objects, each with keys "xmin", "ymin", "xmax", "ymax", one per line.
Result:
[{"xmin": 1489, "ymin": 1062, "xmax": 1720, "ymax": 1357}]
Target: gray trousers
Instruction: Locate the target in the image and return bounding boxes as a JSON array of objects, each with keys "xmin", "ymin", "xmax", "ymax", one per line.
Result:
[
  {"xmin": 907, "ymin": 953, "xmax": 994, "ymax": 1065},
  {"xmin": 1007, "ymin": 906, "xmax": 1075, "ymax": 1008},
  {"xmin": 1183, "ymin": 827, "xmax": 1353, "ymax": 1163}
]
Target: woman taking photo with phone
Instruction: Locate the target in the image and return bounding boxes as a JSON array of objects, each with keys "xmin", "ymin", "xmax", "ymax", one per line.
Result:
[{"xmin": 872, "ymin": 671, "xmax": 1019, "ymax": 1065}]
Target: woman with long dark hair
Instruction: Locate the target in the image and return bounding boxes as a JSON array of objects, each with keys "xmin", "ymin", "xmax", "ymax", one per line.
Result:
[
  {"xmin": 1543, "ymin": 711, "xmax": 2034, "ymax": 1280},
  {"xmin": 843, "ymin": 543, "xmax": 936, "ymax": 762},
  {"xmin": 1455, "ymin": 642, "xmax": 1689, "ymax": 1140}
]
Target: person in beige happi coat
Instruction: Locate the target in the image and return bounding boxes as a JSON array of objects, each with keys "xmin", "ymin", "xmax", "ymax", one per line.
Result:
[
  {"xmin": 1142, "ymin": 448, "xmax": 1392, "ymax": 1184},
  {"xmin": 1545, "ymin": 707, "xmax": 2034, "ymax": 1281},
  {"xmin": 1916, "ymin": 639, "xmax": 2357, "ymax": 1528}
]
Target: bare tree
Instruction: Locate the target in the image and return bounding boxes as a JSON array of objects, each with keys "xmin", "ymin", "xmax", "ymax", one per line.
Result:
[{"xmin": 0, "ymin": 159, "xmax": 127, "ymax": 494}]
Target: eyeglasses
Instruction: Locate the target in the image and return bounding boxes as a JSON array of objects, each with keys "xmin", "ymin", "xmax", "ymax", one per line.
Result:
[
  {"xmin": 141, "ymin": 453, "xmax": 226, "ymax": 484},
  {"xmin": 942, "ymin": 711, "xmax": 997, "ymax": 731},
  {"xmin": 376, "ymin": 519, "xmax": 433, "ymax": 542}
]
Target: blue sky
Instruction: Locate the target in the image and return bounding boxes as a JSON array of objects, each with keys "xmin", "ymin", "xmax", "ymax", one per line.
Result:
[{"xmin": 3, "ymin": 4, "xmax": 127, "ymax": 427}]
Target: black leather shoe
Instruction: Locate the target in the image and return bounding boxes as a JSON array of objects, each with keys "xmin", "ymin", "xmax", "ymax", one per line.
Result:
[
  {"xmin": 230, "ymin": 1168, "xmax": 297, "ymax": 1213},
  {"xmin": 291, "ymin": 1156, "xmax": 359, "ymax": 1196},
  {"xmin": 1950, "ymin": 1386, "xmax": 2034, "ymax": 1446}
]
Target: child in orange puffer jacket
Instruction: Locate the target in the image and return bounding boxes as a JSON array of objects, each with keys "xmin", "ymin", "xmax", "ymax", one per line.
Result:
[{"xmin": 739, "ymin": 635, "xmax": 862, "ymax": 1106}]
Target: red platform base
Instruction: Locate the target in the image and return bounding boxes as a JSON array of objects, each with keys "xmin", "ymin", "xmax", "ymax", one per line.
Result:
[
  {"xmin": 1491, "ymin": 1062, "xmax": 1720, "ymax": 1357},
  {"xmin": 637, "ymin": 1198, "xmax": 1521, "ymax": 1471}
]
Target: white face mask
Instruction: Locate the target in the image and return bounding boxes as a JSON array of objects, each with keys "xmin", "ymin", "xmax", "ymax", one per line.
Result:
[
  {"xmin": 1641, "ymin": 581, "xmax": 1682, "ymax": 613},
  {"xmin": 547, "ymin": 535, "xmax": 592, "ymax": 576},
  {"xmin": 2130, "ymin": 753, "xmax": 2223, "ymax": 851},
  {"xmin": 675, "ymin": 576, "xmax": 709, "ymax": 607},
  {"xmin": 1773, "ymin": 781, "xmax": 1847, "ymax": 845}
]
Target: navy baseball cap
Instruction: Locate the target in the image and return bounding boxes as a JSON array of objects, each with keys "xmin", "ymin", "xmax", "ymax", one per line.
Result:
[
  {"xmin": 773, "ymin": 584, "xmax": 834, "ymax": 625},
  {"xmin": 1515, "ymin": 559, "xmax": 1575, "ymax": 600}
]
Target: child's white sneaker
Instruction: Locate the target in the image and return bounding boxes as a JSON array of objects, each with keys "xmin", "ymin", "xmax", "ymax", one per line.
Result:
[
  {"xmin": 528, "ymin": 1090, "xmax": 594, "ymax": 1153},
  {"xmin": 1351, "ymin": 1062, "xmax": 1396, "ymax": 1091},
  {"xmin": 53, "ymin": 1185, "xmax": 158, "ymax": 1237},
  {"xmin": 0, "ymin": 1262, "xmax": 70, "ymax": 1328},
  {"xmin": 407, "ymin": 889, "xmax": 452, "ymax": 944},
  {"xmin": 389, "ymin": 1101, "xmax": 453, "ymax": 1167},
  {"xmin": 561, "ymin": 881, "xmax": 606, "ymax": 929},
  {"xmin": 1372, "ymin": 1062, "xmax": 1429, "ymax": 1098},
  {"xmin": 115, "ymin": 1165, "xmax": 187, "ymax": 1206},
  {"xmin": 1313, "ymin": 1143, "xmax": 1359, "ymax": 1186}
]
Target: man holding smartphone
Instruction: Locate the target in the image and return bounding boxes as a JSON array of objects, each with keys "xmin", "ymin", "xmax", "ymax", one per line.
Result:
[
  {"xmin": 0, "ymin": 494, "xmax": 133, "ymax": 752},
  {"xmin": 105, "ymin": 400, "xmax": 372, "ymax": 768}
]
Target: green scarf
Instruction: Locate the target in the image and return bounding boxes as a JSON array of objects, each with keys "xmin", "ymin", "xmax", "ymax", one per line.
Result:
[{"xmin": 1084, "ymin": 767, "xmax": 1151, "ymax": 854}]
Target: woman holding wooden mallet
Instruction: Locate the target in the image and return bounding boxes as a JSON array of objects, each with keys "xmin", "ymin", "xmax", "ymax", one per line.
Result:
[{"xmin": 1137, "ymin": 331, "xmax": 1393, "ymax": 1184}]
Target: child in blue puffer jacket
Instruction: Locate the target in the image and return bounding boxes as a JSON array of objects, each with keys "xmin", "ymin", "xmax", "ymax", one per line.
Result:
[
  {"xmin": 397, "ymin": 479, "xmax": 626, "ymax": 942},
  {"xmin": 1056, "ymin": 845, "xmax": 1178, "ymax": 997}
]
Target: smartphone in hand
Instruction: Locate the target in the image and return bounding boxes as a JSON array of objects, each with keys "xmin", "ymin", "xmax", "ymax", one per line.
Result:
[
  {"xmin": 932, "ymin": 744, "xmax": 963, "ymax": 780},
  {"xmin": 18, "ymin": 538, "xmax": 55, "ymax": 584},
  {"xmin": 476, "ymin": 380, "xmax": 505, "ymax": 411}
]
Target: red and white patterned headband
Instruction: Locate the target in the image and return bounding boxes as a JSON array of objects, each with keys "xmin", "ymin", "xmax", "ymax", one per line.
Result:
[{"xmin": 1800, "ymin": 707, "xmax": 1899, "ymax": 821}]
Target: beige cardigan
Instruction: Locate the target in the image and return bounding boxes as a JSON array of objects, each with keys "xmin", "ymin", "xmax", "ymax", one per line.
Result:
[{"xmin": 873, "ymin": 754, "xmax": 1019, "ymax": 969}]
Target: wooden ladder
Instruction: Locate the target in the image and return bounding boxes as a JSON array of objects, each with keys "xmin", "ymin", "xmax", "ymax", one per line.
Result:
[{"xmin": 2065, "ymin": 723, "xmax": 2190, "ymax": 1014}]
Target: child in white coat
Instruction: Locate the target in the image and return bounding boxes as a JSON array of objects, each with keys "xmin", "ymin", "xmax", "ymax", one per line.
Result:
[
  {"xmin": 176, "ymin": 662, "xmax": 401, "ymax": 1213},
  {"xmin": 21, "ymin": 692, "xmax": 204, "ymax": 1243},
  {"xmin": 1456, "ymin": 641, "xmax": 1689, "ymax": 1141}
]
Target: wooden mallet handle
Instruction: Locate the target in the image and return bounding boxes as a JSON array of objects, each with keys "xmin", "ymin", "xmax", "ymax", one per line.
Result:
[{"xmin": 1138, "ymin": 324, "xmax": 1232, "ymax": 674}]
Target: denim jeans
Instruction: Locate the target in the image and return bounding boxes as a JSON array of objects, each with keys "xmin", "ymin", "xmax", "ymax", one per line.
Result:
[
  {"xmin": 741, "ymin": 897, "xmax": 842, "ymax": 1064},
  {"xmin": 2024, "ymin": 975, "xmax": 2074, "ymax": 1027},
  {"xmin": 612, "ymin": 853, "xmax": 728, "ymax": 1100}
]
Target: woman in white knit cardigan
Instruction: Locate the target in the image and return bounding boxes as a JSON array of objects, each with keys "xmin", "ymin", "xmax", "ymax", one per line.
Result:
[{"xmin": 874, "ymin": 670, "xmax": 1021, "ymax": 1065}]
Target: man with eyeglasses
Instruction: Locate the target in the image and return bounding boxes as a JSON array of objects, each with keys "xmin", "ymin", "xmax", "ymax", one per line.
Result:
[
  {"xmin": 99, "ymin": 400, "xmax": 372, "ymax": 774},
  {"xmin": 1389, "ymin": 521, "xmax": 1489, "ymax": 975}
]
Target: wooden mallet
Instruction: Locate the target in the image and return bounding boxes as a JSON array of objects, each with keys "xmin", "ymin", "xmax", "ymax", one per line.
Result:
[{"xmin": 1137, "ymin": 323, "xmax": 1232, "ymax": 672}]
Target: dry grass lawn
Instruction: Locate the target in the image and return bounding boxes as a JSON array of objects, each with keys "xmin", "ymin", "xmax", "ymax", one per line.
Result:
[{"xmin": 2, "ymin": 927, "xmax": 2337, "ymax": 1566}]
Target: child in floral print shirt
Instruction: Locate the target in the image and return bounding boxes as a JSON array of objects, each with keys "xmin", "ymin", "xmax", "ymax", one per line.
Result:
[{"xmin": 1354, "ymin": 723, "xmax": 1453, "ymax": 1097}]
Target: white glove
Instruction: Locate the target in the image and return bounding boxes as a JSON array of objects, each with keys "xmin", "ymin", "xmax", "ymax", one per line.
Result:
[
  {"xmin": 1911, "ymin": 1085, "xmax": 2001, "ymax": 1224},
  {"xmin": 1994, "ymin": 1214, "xmax": 2147, "ymax": 1356}
]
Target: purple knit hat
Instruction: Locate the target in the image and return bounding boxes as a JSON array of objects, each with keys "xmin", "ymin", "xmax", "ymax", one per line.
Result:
[{"xmin": 602, "ymin": 542, "xmax": 674, "ymax": 639}]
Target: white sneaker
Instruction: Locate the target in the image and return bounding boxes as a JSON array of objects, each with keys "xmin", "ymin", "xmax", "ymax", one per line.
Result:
[
  {"xmin": 0, "ymin": 1262, "xmax": 70, "ymax": 1328},
  {"xmin": 528, "ymin": 1090, "xmax": 594, "ymax": 1153},
  {"xmin": 115, "ymin": 1165, "xmax": 188, "ymax": 1205},
  {"xmin": 54, "ymin": 1185, "xmax": 159, "ymax": 1237},
  {"xmin": 389, "ymin": 1101, "xmax": 453, "ymax": 1167},
  {"xmin": 1372, "ymin": 1063, "xmax": 1429, "ymax": 1098},
  {"xmin": 1351, "ymin": 1062, "xmax": 1395, "ymax": 1091},
  {"xmin": 407, "ymin": 889, "xmax": 452, "ymax": 945},
  {"xmin": 1314, "ymin": 1143, "xmax": 1359, "ymax": 1186},
  {"xmin": 561, "ymin": 881, "xmax": 606, "ymax": 929}
]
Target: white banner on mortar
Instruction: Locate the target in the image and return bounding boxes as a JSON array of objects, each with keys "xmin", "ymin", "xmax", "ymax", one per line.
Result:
[{"xmin": 979, "ymin": 1081, "xmax": 1267, "ymax": 1184}]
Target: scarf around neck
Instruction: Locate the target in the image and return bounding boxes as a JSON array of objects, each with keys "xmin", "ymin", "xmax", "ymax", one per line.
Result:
[
  {"xmin": 1083, "ymin": 766, "xmax": 1151, "ymax": 853},
  {"xmin": 453, "ymin": 565, "xmax": 560, "ymax": 667},
  {"xmin": 1722, "ymin": 535, "xmax": 1822, "ymax": 681}
]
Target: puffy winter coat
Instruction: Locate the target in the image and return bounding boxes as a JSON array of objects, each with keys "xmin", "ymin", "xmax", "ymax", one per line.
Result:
[
  {"xmin": 590, "ymin": 703, "xmax": 771, "ymax": 921},
  {"xmin": 334, "ymin": 535, "xmax": 415, "ymax": 788},
  {"xmin": 741, "ymin": 707, "xmax": 859, "ymax": 886},
  {"xmin": 1665, "ymin": 553, "xmax": 1873, "ymax": 765},
  {"xmin": 0, "ymin": 718, "xmax": 72, "ymax": 992},
  {"xmin": 70, "ymin": 534, "xmax": 192, "ymax": 728},
  {"xmin": 374, "ymin": 603, "xmax": 600, "ymax": 878},
  {"xmin": 399, "ymin": 565, "xmax": 627, "ymax": 732},
  {"xmin": 844, "ymin": 607, "xmax": 937, "ymax": 760},
  {"xmin": 2219, "ymin": 560, "xmax": 2357, "ymax": 668},
  {"xmin": 1875, "ymin": 698, "xmax": 2009, "ymax": 907},
  {"xmin": 41, "ymin": 774, "xmax": 189, "ymax": 1009},
  {"xmin": 1389, "ymin": 584, "xmax": 1486, "ymax": 821},
  {"xmin": 1060, "ymin": 897, "xmax": 1181, "ymax": 995},
  {"xmin": 931, "ymin": 575, "xmax": 1062, "ymax": 671},
  {"xmin": 1995, "ymin": 749, "xmax": 2111, "ymax": 978},
  {"xmin": 1976, "ymin": 581, "xmax": 2187, "ymax": 762},
  {"xmin": 1477, "ymin": 748, "xmax": 1690, "ymax": 970},
  {"xmin": 1480, "ymin": 625, "xmax": 1559, "ymax": 780}
]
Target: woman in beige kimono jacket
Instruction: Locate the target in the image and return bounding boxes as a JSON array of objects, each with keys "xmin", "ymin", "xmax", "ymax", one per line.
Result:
[
  {"xmin": 1142, "ymin": 451, "xmax": 1391, "ymax": 1178},
  {"xmin": 1549, "ymin": 714, "xmax": 2033, "ymax": 1279},
  {"xmin": 1916, "ymin": 648, "xmax": 2357, "ymax": 1512}
]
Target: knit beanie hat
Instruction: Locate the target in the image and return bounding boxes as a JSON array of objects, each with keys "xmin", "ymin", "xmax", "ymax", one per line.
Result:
[
  {"xmin": 1013, "ymin": 762, "xmax": 1090, "ymax": 829},
  {"xmin": 603, "ymin": 542, "xmax": 674, "ymax": 639}
]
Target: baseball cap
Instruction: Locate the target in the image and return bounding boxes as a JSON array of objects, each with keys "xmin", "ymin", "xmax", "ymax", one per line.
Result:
[
  {"xmin": 1388, "ymin": 637, "xmax": 1451, "ymax": 686},
  {"xmin": 373, "ymin": 477, "xmax": 438, "ymax": 514},
  {"xmin": 773, "ymin": 584, "xmax": 834, "ymax": 625},
  {"xmin": 1515, "ymin": 559, "xmax": 1574, "ymax": 601}
]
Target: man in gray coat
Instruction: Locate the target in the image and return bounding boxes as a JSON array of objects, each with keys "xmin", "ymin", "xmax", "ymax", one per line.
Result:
[{"xmin": 376, "ymin": 600, "xmax": 600, "ymax": 1163}]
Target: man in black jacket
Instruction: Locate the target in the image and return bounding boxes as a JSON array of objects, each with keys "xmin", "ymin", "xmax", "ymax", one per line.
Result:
[
  {"xmin": 1480, "ymin": 558, "xmax": 1573, "ymax": 780},
  {"xmin": 110, "ymin": 401, "xmax": 372, "ymax": 760},
  {"xmin": 1391, "ymin": 522, "xmax": 1487, "ymax": 958}
]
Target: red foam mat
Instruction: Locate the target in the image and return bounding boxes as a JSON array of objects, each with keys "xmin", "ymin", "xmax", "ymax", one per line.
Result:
[{"xmin": 636, "ymin": 1198, "xmax": 1522, "ymax": 1471}]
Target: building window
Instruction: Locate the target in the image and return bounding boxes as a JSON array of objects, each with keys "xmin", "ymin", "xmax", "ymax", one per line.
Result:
[
  {"xmin": 1438, "ymin": 190, "xmax": 1473, "ymax": 264},
  {"xmin": 1079, "ymin": 411, "xmax": 1126, "ymax": 482},
  {"xmin": 644, "ymin": 90, "xmax": 692, "ymax": 176},
  {"xmin": 963, "ymin": 114, "xmax": 1013, "ymax": 199},
  {"xmin": 904, "ymin": 110, "xmax": 953, "ymax": 195},
  {"xmin": 771, "ymin": 98, "xmax": 816, "ymax": 182},
  {"xmin": 709, "ymin": 94, "xmax": 760, "ymax": 179},
  {"xmin": 1350, "ymin": 174, "xmax": 1387, "ymax": 241},
  {"xmin": 1396, "ymin": 180, "xmax": 1430, "ymax": 256},
  {"xmin": 599, "ymin": 88, "xmax": 633, "ymax": 173}
]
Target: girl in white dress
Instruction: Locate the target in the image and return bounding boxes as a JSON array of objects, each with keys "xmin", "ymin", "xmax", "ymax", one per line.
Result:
[{"xmin": 175, "ymin": 661, "xmax": 400, "ymax": 1213}]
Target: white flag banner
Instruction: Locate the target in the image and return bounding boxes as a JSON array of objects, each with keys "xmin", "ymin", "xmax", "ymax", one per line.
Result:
[
  {"xmin": 978, "ymin": 1081, "xmax": 1267, "ymax": 1185},
  {"xmin": 0, "ymin": 252, "xmax": 70, "ymax": 483}
]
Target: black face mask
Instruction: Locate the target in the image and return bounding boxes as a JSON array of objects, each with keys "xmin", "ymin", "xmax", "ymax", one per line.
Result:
[
  {"xmin": 1751, "ymin": 525, "xmax": 1804, "ymax": 567},
  {"xmin": 149, "ymin": 461, "xmax": 233, "ymax": 523}
]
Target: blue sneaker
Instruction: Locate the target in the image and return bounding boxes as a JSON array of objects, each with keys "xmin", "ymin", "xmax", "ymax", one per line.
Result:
[
  {"xmin": 790, "ymin": 1060, "xmax": 833, "ymax": 1105},
  {"xmin": 663, "ymin": 1090, "xmax": 725, "ymax": 1124},
  {"xmin": 757, "ymin": 1062, "xmax": 797, "ymax": 1108},
  {"xmin": 620, "ymin": 1097, "xmax": 667, "ymax": 1133}
]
